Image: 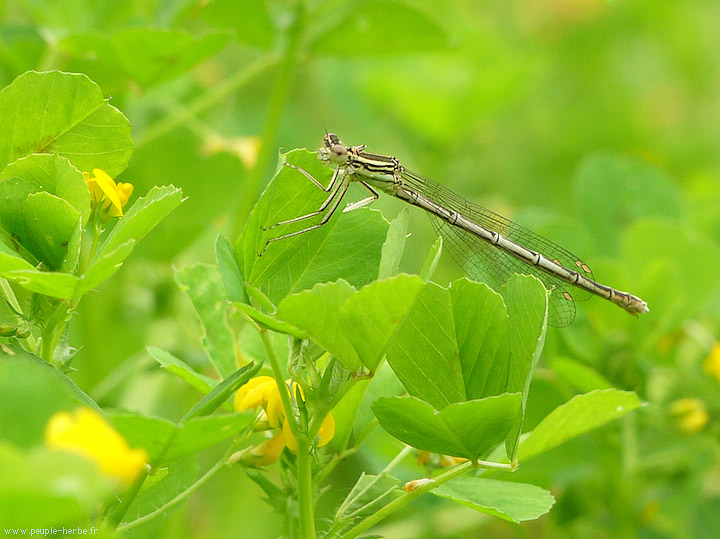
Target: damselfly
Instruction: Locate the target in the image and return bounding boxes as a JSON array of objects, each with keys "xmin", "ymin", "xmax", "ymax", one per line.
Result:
[{"xmin": 262, "ymin": 133, "xmax": 649, "ymax": 327}]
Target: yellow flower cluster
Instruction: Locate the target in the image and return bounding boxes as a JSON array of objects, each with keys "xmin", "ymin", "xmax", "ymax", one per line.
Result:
[
  {"xmin": 84, "ymin": 168, "xmax": 134, "ymax": 218},
  {"xmin": 234, "ymin": 376, "xmax": 335, "ymax": 465},
  {"xmin": 44, "ymin": 408, "xmax": 149, "ymax": 486}
]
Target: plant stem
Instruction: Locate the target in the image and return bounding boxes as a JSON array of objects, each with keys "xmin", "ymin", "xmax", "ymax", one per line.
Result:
[
  {"xmin": 260, "ymin": 329, "xmax": 300, "ymax": 440},
  {"xmin": 260, "ymin": 328, "xmax": 316, "ymax": 537},
  {"xmin": 40, "ymin": 301, "xmax": 73, "ymax": 364},
  {"xmin": 230, "ymin": 0, "xmax": 307, "ymax": 237},
  {"xmin": 116, "ymin": 441, "xmax": 239, "ymax": 532},
  {"xmin": 296, "ymin": 434, "xmax": 316, "ymax": 539},
  {"xmin": 340, "ymin": 458, "xmax": 512, "ymax": 539},
  {"xmin": 106, "ymin": 468, "xmax": 149, "ymax": 526}
]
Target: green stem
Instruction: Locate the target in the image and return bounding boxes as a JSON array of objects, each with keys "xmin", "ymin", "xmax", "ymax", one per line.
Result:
[
  {"xmin": 106, "ymin": 468, "xmax": 149, "ymax": 527},
  {"xmin": 230, "ymin": 0, "xmax": 307, "ymax": 237},
  {"xmin": 116, "ymin": 441, "xmax": 239, "ymax": 532},
  {"xmin": 259, "ymin": 328, "xmax": 317, "ymax": 537},
  {"xmin": 296, "ymin": 434, "xmax": 316, "ymax": 539},
  {"xmin": 40, "ymin": 300, "xmax": 73, "ymax": 364},
  {"xmin": 382, "ymin": 446, "xmax": 414, "ymax": 475},
  {"xmin": 260, "ymin": 329, "xmax": 300, "ymax": 440},
  {"xmin": 341, "ymin": 459, "xmax": 512, "ymax": 539}
]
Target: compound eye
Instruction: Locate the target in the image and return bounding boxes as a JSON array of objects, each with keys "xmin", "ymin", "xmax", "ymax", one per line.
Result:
[{"xmin": 330, "ymin": 144, "xmax": 348, "ymax": 163}]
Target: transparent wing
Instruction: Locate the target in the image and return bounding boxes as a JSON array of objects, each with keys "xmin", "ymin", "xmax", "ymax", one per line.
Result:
[{"xmin": 401, "ymin": 170, "xmax": 594, "ymax": 328}]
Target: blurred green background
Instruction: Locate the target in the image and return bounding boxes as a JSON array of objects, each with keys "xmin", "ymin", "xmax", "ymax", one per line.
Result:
[{"xmin": 2, "ymin": 0, "xmax": 720, "ymax": 537}]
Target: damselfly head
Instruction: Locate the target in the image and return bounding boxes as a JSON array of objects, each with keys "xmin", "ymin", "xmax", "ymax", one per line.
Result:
[{"xmin": 319, "ymin": 133, "xmax": 349, "ymax": 165}]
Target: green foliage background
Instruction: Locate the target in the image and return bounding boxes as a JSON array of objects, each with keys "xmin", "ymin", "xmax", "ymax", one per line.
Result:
[{"xmin": 2, "ymin": 0, "xmax": 720, "ymax": 537}]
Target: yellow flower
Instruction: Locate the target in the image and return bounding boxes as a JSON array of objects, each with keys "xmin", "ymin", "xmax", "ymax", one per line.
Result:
[
  {"xmin": 234, "ymin": 376, "xmax": 335, "ymax": 464},
  {"xmin": 44, "ymin": 408, "xmax": 148, "ymax": 486},
  {"xmin": 249, "ymin": 432, "xmax": 287, "ymax": 466},
  {"xmin": 670, "ymin": 398, "xmax": 709, "ymax": 434},
  {"xmin": 84, "ymin": 168, "xmax": 134, "ymax": 217},
  {"xmin": 283, "ymin": 412, "xmax": 335, "ymax": 453},
  {"xmin": 233, "ymin": 375, "xmax": 278, "ymax": 412},
  {"xmin": 703, "ymin": 342, "xmax": 720, "ymax": 385}
]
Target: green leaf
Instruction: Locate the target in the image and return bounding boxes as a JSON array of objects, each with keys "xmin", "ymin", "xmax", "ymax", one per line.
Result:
[
  {"xmin": 502, "ymin": 274, "xmax": 548, "ymax": 459},
  {"xmin": 0, "ymin": 71, "xmax": 133, "ymax": 176},
  {"xmin": 61, "ymin": 216, "xmax": 83, "ymax": 273},
  {"xmin": 519, "ymin": 389, "xmax": 641, "ymax": 462},
  {"xmin": 175, "ymin": 264, "xmax": 237, "ymax": 378},
  {"xmin": 419, "ymin": 236, "xmax": 442, "ymax": 281},
  {"xmin": 382, "ymin": 281, "xmax": 465, "ymax": 409},
  {"xmin": 236, "ymin": 149, "xmax": 388, "ymax": 305},
  {"xmin": 162, "ymin": 414, "xmax": 255, "ymax": 462},
  {"xmin": 450, "ymin": 279, "xmax": 509, "ymax": 400},
  {"xmin": 339, "ymin": 275, "xmax": 547, "ymax": 415},
  {"xmin": 147, "ymin": 346, "xmax": 217, "ymax": 394},
  {"xmin": 550, "ymin": 357, "xmax": 613, "ymax": 393},
  {"xmin": 277, "ymin": 280, "xmax": 361, "ymax": 370},
  {"xmin": 180, "ymin": 362, "xmax": 262, "ymax": 422},
  {"xmin": 338, "ymin": 274, "xmax": 426, "ymax": 372},
  {"xmin": 233, "ymin": 301, "xmax": 308, "ymax": 338},
  {"xmin": 378, "ymin": 208, "xmax": 410, "ymax": 279},
  {"xmin": 0, "ymin": 240, "xmax": 38, "ymax": 272},
  {"xmin": 216, "ymin": 234, "xmax": 248, "ymax": 303},
  {"xmin": 0, "ymin": 238, "xmax": 136, "ymax": 300},
  {"xmin": 433, "ymin": 477, "xmax": 555, "ymax": 523},
  {"xmin": 331, "ymin": 473, "xmax": 402, "ymax": 533},
  {"xmin": 329, "ymin": 379, "xmax": 370, "ymax": 452},
  {"xmin": 244, "ymin": 283, "xmax": 276, "ymax": 313},
  {"xmin": 311, "ymin": 1, "xmax": 448, "ymax": 56},
  {"xmin": 108, "ymin": 411, "xmax": 255, "ymax": 466},
  {"xmin": 59, "ymin": 29, "xmax": 230, "ymax": 91},
  {"xmin": 199, "ymin": 0, "xmax": 275, "ymax": 49},
  {"xmin": 0, "ymin": 153, "xmax": 90, "ymax": 215},
  {"xmin": 106, "ymin": 413, "xmax": 177, "ymax": 466},
  {"xmin": 25, "ymin": 191, "xmax": 80, "ymax": 269},
  {"xmin": 0, "ymin": 178, "xmax": 80, "ymax": 268},
  {"xmin": 0, "ymin": 267, "xmax": 78, "ymax": 299},
  {"xmin": 121, "ymin": 455, "xmax": 197, "ymax": 524},
  {"xmin": 373, "ymin": 393, "xmax": 522, "ymax": 461},
  {"xmin": 75, "ymin": 240, "xmax": 135, "ymax": 299},
  {"xmin": 246, "ymin": 470, "xmax": 287, "ymax": 513},
  {"xmin": 96, "ymin": 185, "xmax": 183, "ymax": 260}
]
